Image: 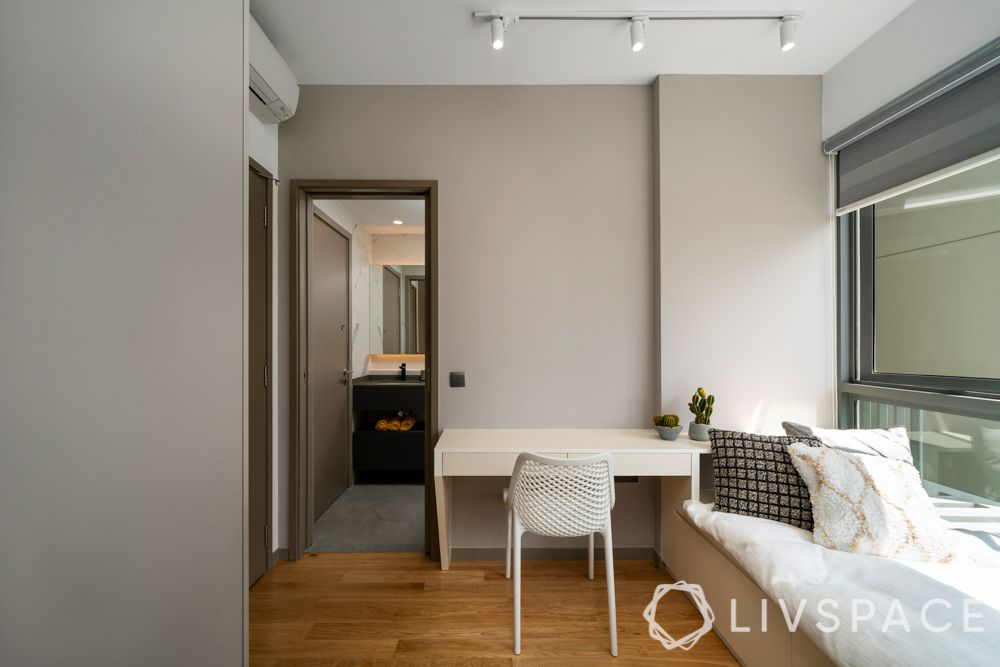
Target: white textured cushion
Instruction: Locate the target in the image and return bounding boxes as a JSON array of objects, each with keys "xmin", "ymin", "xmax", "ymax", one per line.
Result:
[
  {"xmin": 782, "ymin": 421, "xmax": 913, "ymax": 464},
  {"xmin": 787, "ymin": 443, "xmax": 955, "ymax": 563}
]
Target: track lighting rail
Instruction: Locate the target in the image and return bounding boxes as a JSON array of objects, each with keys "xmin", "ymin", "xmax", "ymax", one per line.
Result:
[
  {"xmin": 472, "ymin": 10, "xmax": 804, "ymax": 22},
  {"xmin": 474, "ymin": 9, "xmax": 804, "ymax": 53}
]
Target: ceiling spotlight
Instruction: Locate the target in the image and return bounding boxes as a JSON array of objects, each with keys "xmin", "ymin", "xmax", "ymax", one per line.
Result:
[
  {"xmin": 630, "ymin": 16, "xmax": 648, "ymax": 53},
  {"xmin": 491, "ymin": 17, "xmax": 504, "ymax": 49},
  {"xmin": 392, "ymin": 219, "xmax": 404, "ymax": 225},
  {"xmin": 779, "ymin": 17, "xmax": 798, "ymax": 52}
]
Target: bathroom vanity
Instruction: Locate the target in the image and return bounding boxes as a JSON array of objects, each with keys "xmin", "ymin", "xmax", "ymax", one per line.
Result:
[{"xmin": 352, "ymin": 374, "xmax": 425, "ymax": 481}]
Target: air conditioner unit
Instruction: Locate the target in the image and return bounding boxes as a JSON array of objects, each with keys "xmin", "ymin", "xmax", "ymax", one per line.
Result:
[{"xmin": 249, "ymin": 15, "xmax": 299, "ymax": 123}]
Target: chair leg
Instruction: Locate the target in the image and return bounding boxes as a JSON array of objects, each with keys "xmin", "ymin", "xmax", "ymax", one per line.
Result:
[
  {"xmin": 506, "ymin": 509, "xmax": 512, "ymax": 579},
  {"xmin": 588, "ymin": 533, "xmax": 594, "ymax": 580},
  {"xmin": 513, "ymin": 518, "xmax": 522, "ymax": 655},
  {"xmin": 602, "ymin": 526, "xmax": 618, "ymax": 657}
]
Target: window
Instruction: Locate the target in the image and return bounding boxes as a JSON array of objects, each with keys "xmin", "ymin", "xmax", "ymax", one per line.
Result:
[
  {"xmin": 854, "ymin": 399, "xmax": 1000, "ymax": 505},
  {"xmin": 840, "ymin": 151, "xmax": 1000, "ymax": 506},
  {"xmin": 856, "ymin": 153, "xmax": 1000, "ymax": 396}
]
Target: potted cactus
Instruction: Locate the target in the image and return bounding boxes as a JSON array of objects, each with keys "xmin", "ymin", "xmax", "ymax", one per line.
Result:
[
  {"xmin": 687, "ymin": 387, "xmax": 715, "ymax": 441},
  {"xmin": 653, "ymin": 414, "xmax": 682, "ymax": 441}
]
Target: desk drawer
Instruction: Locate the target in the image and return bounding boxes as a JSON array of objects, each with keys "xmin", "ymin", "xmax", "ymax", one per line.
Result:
[
  {"xmin": 616, "ymin": 452, "xmax": 690, "ymax": 476},
  {"xmin": 566, "ymin": 452, "xmax": 691, "ymax": 476},
  {"xmin": 442, "ymin": 452, "xmax": 568, "ymax": 476}
]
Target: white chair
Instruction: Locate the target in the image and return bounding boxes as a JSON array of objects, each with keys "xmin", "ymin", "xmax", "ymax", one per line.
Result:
[{"xmin": 503, "ymin": 452, "xmax": 617, "ymax": 656}]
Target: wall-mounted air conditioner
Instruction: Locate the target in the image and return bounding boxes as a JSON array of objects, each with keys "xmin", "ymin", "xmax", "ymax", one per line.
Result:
[{"xmin": 249, "ymin": 15, "xmax": 299, "ymax": 123}]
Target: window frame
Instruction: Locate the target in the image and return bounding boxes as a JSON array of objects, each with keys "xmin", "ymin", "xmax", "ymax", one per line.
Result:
[{"xmin": 845, "ymin": 204, "xmax": 1000, "ymax": 400}]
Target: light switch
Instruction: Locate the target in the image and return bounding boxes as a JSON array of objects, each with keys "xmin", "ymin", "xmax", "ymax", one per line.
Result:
[{"xmin": 449, "ymin": 372, "xmax": 466, "ymax": 388}]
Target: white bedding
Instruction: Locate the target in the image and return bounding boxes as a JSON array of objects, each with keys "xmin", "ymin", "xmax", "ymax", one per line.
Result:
[{"xmin": 684, "ymin": 500, "xmax": 1000, "ymax": 667}]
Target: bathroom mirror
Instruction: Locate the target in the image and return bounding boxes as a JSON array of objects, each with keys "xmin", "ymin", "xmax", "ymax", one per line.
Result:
[
  {"xmin": 362, "ymin": 208, "xmax": 425, "ymax": 356},
  {"xmin": 370, "ymin": 264, "xmax": 425, "ymax": 354}
]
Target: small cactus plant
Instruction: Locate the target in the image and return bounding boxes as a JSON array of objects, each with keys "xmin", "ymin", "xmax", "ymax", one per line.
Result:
[
  {"xmin": 688, "ymin": 387, "xmax": 715, "ymax": 425},
  {"xmin": 653, "ymin": 414, "xmax": 680, "ymax": 428}
]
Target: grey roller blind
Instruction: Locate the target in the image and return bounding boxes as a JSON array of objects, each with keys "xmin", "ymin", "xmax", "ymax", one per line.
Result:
[{"xmin": 835, "ymin": 39, "xmax": 1000, "ymax": 210}]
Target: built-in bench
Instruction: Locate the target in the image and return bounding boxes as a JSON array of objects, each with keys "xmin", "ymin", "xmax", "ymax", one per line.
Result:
[{"xmin": 667, "ymin": 500, "xmax": 1000, "ymax": 667}]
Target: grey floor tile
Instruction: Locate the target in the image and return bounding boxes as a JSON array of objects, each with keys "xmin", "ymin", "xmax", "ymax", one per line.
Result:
[{"xmin": 309, "ymin": 484, "xmax": 424, "ymax": 553}]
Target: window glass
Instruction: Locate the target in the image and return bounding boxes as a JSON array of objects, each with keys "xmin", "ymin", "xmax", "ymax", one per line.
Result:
[
  {"xmin": 873, "ymin": 157, "xmax": 1000, "ymax": 379},
  {"xmin": 857, "ymin": 399, "xmax": 1000, "ymax": 506}
]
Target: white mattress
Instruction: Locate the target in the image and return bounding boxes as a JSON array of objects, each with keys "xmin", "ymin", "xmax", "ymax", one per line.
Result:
[{"xmin": 684, "ymin": 500, "xmax": 1000, "ymax": 667}]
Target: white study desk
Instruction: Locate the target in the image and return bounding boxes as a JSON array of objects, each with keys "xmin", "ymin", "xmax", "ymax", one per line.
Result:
[{"xmin": 433, "ymin": 429, "xmax": 710, "ymax": 570}]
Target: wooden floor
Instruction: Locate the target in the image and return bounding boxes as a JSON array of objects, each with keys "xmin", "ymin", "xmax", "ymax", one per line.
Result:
[{"xmin": 250, "ymin": 553, "xmax": 738, "ymax": 666}]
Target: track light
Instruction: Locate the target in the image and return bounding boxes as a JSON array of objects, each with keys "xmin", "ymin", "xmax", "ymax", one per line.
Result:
[
  {"xmin": 629, "ymin": 17, "xmax": 647, "ymax": 53},
  {"xmin": 491, "ymin": 17, "xmax": 505, "ymax": 50},
  {"xmin": 474, "ymin": 10, "xmax": 805, "ymax": 54},
  {"xmin": 779, "ymin": 17, "xmax": 797, "ymax": 52}
]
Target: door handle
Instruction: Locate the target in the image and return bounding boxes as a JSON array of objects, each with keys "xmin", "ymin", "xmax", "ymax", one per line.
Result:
[{"xmin": 340, "ymin": 368, "xmax": 351, "ymax": 385}]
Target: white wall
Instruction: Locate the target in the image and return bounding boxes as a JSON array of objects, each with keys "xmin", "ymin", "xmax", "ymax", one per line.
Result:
[
  {"xmin": 249, "ymin": 112, "xmax": 279, "ymax": 176},
  {"xmin": 0, "ymin": 2, "xmax": 245, "ymax": 664},
  {"xmin": 822, "ymin": 0, "xmax": 1000, "ymax": 138},
  {"xmin": 279, "ymin": 85, "xmax": 657, "ymax": 550},
  {"xmin": 657, "ymin": 75, "xmax": 835, "ymax": 435}
]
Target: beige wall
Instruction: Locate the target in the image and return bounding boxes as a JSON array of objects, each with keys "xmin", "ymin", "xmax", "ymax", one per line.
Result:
[
  {"xmin": 0, "ymin": 2, "xmax": 245, "ymax": 665},
  {"xmin": 278, "ymin": 85, "xmax": 657, "ymax": 549},
  {"xmin": 656, "ymin": 75, "xmax": 835, "ymax": 435}
]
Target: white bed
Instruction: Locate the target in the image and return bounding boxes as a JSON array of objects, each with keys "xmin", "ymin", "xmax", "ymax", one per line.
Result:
[{"xmin": 679, "ymin": 500, "xmax": 1000, "ymax": 667}]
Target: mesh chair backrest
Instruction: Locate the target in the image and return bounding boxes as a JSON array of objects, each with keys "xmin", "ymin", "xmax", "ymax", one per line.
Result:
[{"xmin": 509, "ymin": 453, "xmax": 613, "ymax": 537}]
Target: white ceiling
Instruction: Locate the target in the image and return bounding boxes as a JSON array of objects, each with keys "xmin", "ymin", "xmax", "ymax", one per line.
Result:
[
  {"xmin": 336, "ymin": 199, "xmax": 426, "ymax": 235},
  {"xmin": 249, "ymin": 0, "xmax": 915, "ymax": 85}
]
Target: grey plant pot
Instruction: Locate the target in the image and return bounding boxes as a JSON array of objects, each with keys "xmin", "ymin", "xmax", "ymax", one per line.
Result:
[
  {"xmin": 655, "ymin": 426, "xmax": 682, "ymax": 441},
  {"xmin": 688, "ymin": 422, "xmax": 711, "ymax": 441}
]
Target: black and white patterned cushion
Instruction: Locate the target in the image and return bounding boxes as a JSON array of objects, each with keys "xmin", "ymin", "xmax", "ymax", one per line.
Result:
[{"xmin": 710, "ymin": 429, "xmax": 822, "ymax": 530}]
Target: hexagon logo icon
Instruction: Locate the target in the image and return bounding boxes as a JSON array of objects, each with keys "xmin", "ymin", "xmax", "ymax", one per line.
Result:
[{"xmin": 643, "ymin": 581, "xmax": 715, "ymax": 651}]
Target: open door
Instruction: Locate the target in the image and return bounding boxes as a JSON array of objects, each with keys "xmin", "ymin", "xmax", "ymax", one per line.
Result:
[{"xmin": 309, "ymin": 212, "xmax": 351, "ymax": 527}]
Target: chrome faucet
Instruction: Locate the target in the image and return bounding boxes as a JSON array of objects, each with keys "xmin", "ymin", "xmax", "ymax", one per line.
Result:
[{"xmin": 399, "ymin": 363, "xmax": 407, "ymax": 381}]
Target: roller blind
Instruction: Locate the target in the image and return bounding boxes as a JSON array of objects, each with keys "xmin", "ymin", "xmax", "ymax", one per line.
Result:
[{"xmin": 833, "ymin": 38, "xmax": 1000, "ymax": 211}]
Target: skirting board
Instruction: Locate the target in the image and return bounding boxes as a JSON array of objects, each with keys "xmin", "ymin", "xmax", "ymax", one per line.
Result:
[
  {"xmin": 451, "ymin": 546, "xmax": 657, "ymax": 561},
  {"xmin": 268, "ymin": 547, "xmax": 288, "ymax": 568}
]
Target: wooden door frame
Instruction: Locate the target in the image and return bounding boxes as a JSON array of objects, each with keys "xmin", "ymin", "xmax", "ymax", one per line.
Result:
[
  {"xmin": 248, "ymin": 158, "xmax": 274, "ymax": 575},
  {"xmin": 289, "ymin": 180, "xmax": 439, "ymax": 562}
]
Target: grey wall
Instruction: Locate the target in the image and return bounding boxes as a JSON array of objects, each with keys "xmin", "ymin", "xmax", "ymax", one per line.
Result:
[
  {"xmin": 279, "ymin": 85, "xmax": 657, "ymax": 549},
  {"xmin": 656, "ymin": 76, "xmax": 835, "ymax": 435},
  {"xmin": 0, "ymin": 3, "xmax": 245, "ymax": 665}
]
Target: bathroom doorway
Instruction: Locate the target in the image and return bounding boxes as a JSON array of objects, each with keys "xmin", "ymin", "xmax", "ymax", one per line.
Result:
[{"xmin": 289, "ymin": 181, "xmax": 438, "ymax": 561}]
